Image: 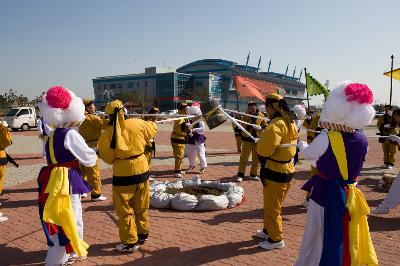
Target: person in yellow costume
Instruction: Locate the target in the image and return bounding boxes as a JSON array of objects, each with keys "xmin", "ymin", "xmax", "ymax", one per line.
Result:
[
  {"xmin": 98, "ymin": 100, "xmax": 157, "ymax": 252},
  {"xmin": 236, "ymin": 101, "xmax": 267, "ymax": 182},
  {"xmin": 373, "ymin": 108, "xmax": 400, "ymax": 214},
  {"xmin": 0, "ymin": 122, "xmax": 12, "ymax": 223},
  {"xmin": 79, "ymin": 99, "xmax": 108, "ymax": 201},
  {"xmin": 170, "ymin": 103, "xmax": 190, "ymax": 178},
  {"xmin": 143, "ymin": 107, "xmax": 159, "ymax": 180},
  {"xmin": 301, "ymin": 110, "xmax": 322, "ymax": 208},
  {"xmin": 377, "ymin": 104, "xmax": 397, "ymax": 169},
  {"xmin": 255, "ymin": 93, "xmax": 299, "ymax": 250},
  {"xmin": 302, "ymin": 110, "xmax": 321, "ymax": 144},
  {"xmin": 231, "ymin": 113, "xmax": 242, "ymax": 152}
]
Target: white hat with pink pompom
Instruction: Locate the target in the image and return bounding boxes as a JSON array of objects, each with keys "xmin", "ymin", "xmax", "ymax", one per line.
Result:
[
  {"xmin": 39, "ymin": 86, "xmax": 85, "ymax": 127},
  {"xmin": 319, "ymin": 81, "xmax": 375, "ymax": 131}
]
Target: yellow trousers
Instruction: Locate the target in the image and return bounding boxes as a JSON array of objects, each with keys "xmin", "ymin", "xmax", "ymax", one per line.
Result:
[
  {"xmin": 383, "ymin": 141, "xmax": 397, "ymax": 165},
  {"xmin": 0, "ymin": 165, "xmax": 6, "ymax": 194},
  {"xmin": 172, "ymin": 142, "xmax": 185, "ymax": 172},
  {"xmin": 238, "ymin": 141, "xmax": 258, "ymax": 177},
  {"xmin": 235, "ymin": 135, "xmax": 242, "ymax": 152},
  {"xmin": 113, "ymin": 180, "xmax": 150, "ymax": 244},
  {"xmin": 81, "ymin": 158, "xmax": 102, "ymax": 196},
  {"xmin": 263, "ymin": 179, "xmax": 291, "ymax": 241}
]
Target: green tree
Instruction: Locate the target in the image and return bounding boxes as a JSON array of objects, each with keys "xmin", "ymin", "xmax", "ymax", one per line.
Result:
[
  {"xmin": 16, "ymin": 94, "xmax": 29, "ymax": 106},
  {"xmin": 29, "ymin": 92, "xmax": 45, "ymax": 106},
  {"xmin": 4, "ymin": 89, "xmax": 19, "ymax": 107},
  {"xmin": 0, "ymin": 95, "xmax": 7, "ymax": 109}
]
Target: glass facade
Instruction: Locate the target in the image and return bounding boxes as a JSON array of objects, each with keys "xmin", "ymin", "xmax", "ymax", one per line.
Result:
[
  {"xmin": 209, "ymin": 74, "xmax": 224, "ymax": 99},
  {"xmin": 175, "ymin": 74, "xmax": 191, "ymax": 98},
  {"xmin": 155, "ymin": 73, "xmax": 191, "ymax": 110},
  {"xmin": 156, "ymin": 73, "xmax": 175, "ymax": 111}
]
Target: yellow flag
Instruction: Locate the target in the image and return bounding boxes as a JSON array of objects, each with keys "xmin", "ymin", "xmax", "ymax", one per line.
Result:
[{"xmin": 383, "ymin": 68, "xmax": 400, "ymax": 81}]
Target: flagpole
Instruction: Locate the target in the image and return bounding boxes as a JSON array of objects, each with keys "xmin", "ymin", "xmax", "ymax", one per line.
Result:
[
  {"xmin": 304, "ymin": 68, "xmax": 310, "ymax": 112},
  {"xmin": 390, "ymin": 55, "xmax": 394, "ymax": 106}
]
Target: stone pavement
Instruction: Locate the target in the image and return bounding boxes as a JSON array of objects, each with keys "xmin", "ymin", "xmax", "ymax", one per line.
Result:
[{"xmin": 1, "ymin": 123, "xmax": 400, "ymax": 265}]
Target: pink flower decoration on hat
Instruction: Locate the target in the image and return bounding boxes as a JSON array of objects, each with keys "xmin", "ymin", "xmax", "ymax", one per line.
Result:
[
  {"xmin": 344, "ymin": 83, "xmax": 373, "ymax": 104},
  {"xmin": 46, "ymin": 86, "xmax": 72, "ymax": 109},
  {"xmin": 192, "ymin": 101, "xmax": 201, "ymax": 107}
]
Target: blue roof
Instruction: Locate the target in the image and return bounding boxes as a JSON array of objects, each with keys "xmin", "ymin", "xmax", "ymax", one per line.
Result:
[
  {"xmin": 177, "ymin": 59, "xmax": 237, "ymax": 72},
  {"xmin": 234, "ymin": 65, "xmax": 259, "ymax": 72},
  {"xmin": 259, "ymin": 72, "xmax": 300, "ymax": 82}
]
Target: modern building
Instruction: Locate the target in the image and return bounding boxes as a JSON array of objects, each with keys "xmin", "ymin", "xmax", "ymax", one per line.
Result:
[
  {"xmin": 177, "ymin": 59, "xmax": 306, "ymax": 111},
  {"xmin": 92, "ymin": 59, "xmax": 306, "ymax": 112},
  {"xmin": 92, "ymin": 67, "xmax": 191, "ymax": 111}
]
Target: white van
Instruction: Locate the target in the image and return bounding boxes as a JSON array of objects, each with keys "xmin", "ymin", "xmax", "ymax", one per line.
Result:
[{"xmin": 4, "ymin": 107, "xmax": 39, "ymax": 131}]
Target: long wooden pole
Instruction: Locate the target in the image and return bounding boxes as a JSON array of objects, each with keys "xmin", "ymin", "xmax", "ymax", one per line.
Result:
[
  {"xmin": 304, "ymin": 68, "xmax": 310, "ymax": 112},
  {"xmin": 224, "ymin": 108, "xmax": 269, "ymax": 121},
  {"xmin": 218, "ymin": 106, "xmax": 258, "ymax": 142},
  {"xmin": 390, "ymin": 55, "xmax": 394, "ymax": 106}
]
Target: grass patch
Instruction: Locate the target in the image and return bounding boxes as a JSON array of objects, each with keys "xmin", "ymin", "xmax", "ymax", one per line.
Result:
[{"xmin": 165, "ymin": 186, "xmax": 224, "ymax": 198}]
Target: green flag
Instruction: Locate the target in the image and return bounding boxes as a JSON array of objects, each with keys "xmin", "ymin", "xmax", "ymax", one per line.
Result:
[{"xmin": 305, "ymin": 72, "xmax": 329, "ymax": 98}]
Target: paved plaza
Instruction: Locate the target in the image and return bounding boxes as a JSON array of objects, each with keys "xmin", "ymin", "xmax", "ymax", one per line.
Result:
[{"xmin": 1, "ymin": 123, "xmax": 400, "ymax": 265}]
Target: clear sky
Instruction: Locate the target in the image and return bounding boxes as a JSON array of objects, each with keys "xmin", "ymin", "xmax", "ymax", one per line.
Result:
[{"xmin": 1, "ymin": 0, "xmax": 399, "ymax": 105}]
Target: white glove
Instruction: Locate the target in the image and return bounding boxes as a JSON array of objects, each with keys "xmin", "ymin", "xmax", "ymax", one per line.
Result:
[
  {"xmin": 321, "ymin": 128, "xmax": 329, "ymax": 134},
  {"xmin": 389, "ymin": 135, "xmax": 400, "ymax": 145},
  {"xmin": 253, "ymin": 125, "xmax": 262, "ymax": 131},
  {"xmin": 297, "ymin": 141, "xmax": 308, "ymax": 152},
  {"xmin": 384, "ymin": 124, "xmax": 391, "ymax": 129}
]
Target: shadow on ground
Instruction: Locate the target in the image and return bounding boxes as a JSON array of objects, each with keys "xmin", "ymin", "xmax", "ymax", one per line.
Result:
[
  {"xmin": 3, "ymin": 187, "xmax": 37, "ymax": 194},
  {"xmin": 85, "ymin": 203, "xmax": 114, "ymax": 212},
  {"xmin": 0, "ymin": 244, "xmax": 45, "ymax": 266},
  {"xmin": 293, "ymin": 170, "xmax": 310, "ymax": 181},
  {"xmin": 14, "ymin": 156, "xmax": 44, "ymax": 160},
  {"xmin": 368, "ymin": 215, "xmax": 400, "ymax": 232},
  {"xmin": 200, "ymin": 208, "xmax": 263, "ymax": 225},
  {"xmin": 96, "ymin": 239, "xmax": 266, "ymax": 266},
  {"xmin": 0, "ymin": 199, "xmax": 37, "ymax": 209},
  {"xmin": 359, "ymin": 177, "xmax": 387, "ymax": 193}
]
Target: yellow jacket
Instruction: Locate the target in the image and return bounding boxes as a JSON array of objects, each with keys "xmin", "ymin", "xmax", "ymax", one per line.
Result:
[
  {"xmin": 143, "ymin": 117, "xmax": 156, "ymax": 150},
  {"xmin": 241, "ymin": 112, "xmax": 267, "ymax": 141},
  {"xmin": 377, "ymin": 113, "xmax": 397, "ymax": 135},
  {"xmin": 79, "ymin": 113, "xmax": 108, "ymax": 148},
  {"xmin": 170, "ymin": 118, "xmax": 188, "ymax": 144},
  {"xmin": 0, "ymin": 124, "xmax": 12, "ymax": 161},
  {"xmin": 303, "ymin": 114, "xmax": 320, "ymax": 144},
  {"xmin": 257, "ymin": 115, "xmax": 299, "ymax": 182},
  {"xmin": 98, "ymin": 118, "xmax": 157, "ymax": 177}
]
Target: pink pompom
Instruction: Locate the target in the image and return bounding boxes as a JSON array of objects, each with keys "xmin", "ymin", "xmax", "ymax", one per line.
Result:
[
  {"xmin": 45, "ymin": 86, "xmax": 72, "ymax": 109},
  {"xmin": 344, "ymin": 83, "xmax": 373, "ymax": 104},
  {"xmin": 192, "ymin": 101, "xmax": 201, "ymax": 107}
]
